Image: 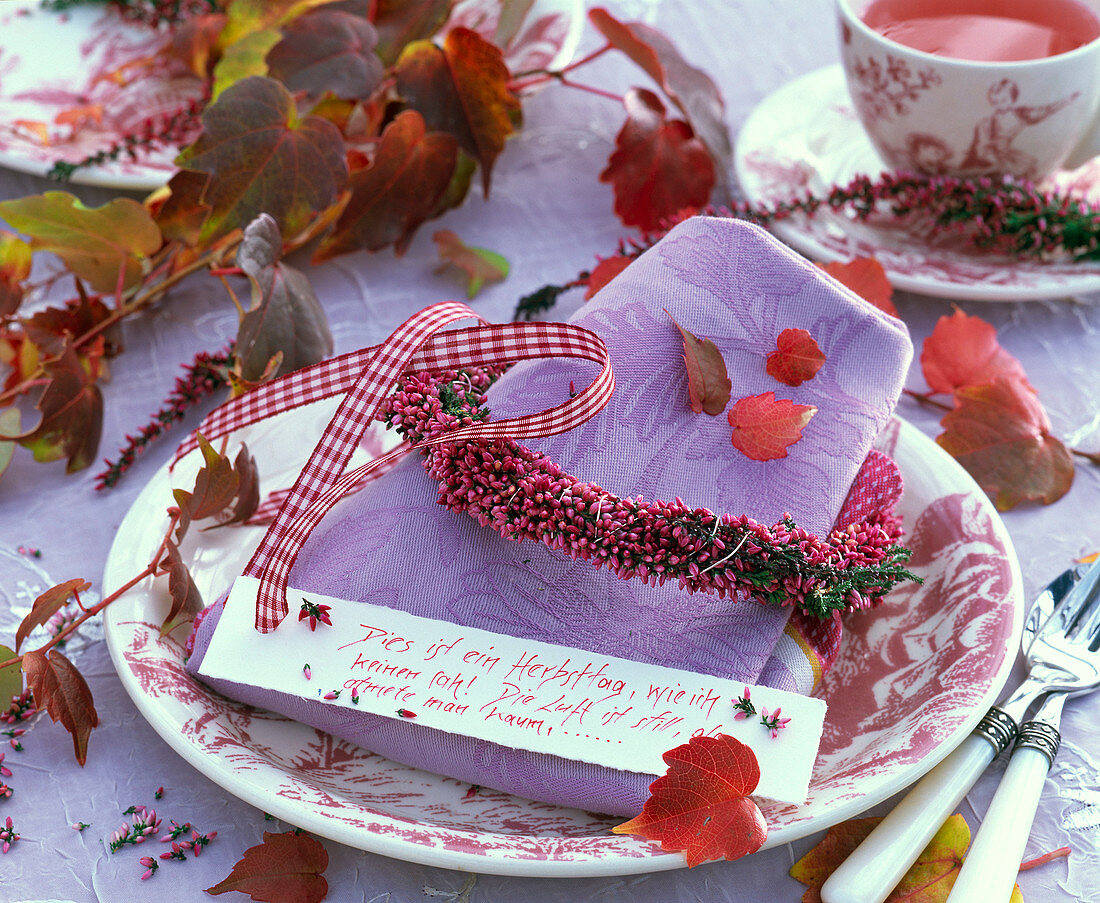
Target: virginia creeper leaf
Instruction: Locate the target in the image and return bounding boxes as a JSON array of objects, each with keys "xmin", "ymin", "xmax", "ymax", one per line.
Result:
[
  {"xmin": 584, "ymin": 253, "xmax": 633, "ymax": 299},
  {"xmin": 612, "ymin": 735, "xmax": 767, "ymax": 867},
  {"xmin": 0, "ymin": 231, "xmax": 32, "ymax": 318},
  {"xmin": 314, "ymin": 110, "xmax": 458, "ymax": 260},
  {"xmin": 178, "ymin": 76, "xmax": 348, "ymax": 245},
  {"xmin": 173, "ymin": 434, "xmax": 240, "ymax": 540},
  {"xmin": 0, "ymin": 645, "xmax": 21, "ymax": 709},
  {"xmin": 432, "ymin": 229, "xmax": 509, "ymax": 297},
  {"xmin": 728, "ymin": 392, "xmax": 816, "ymax": 461},
  {"xmin": 0, "ymin": 192, "xmax": 161, "ymax": 292},
  {"xmin": 817, "ymin": 257, "xmax": 898, "ymax": 317},
  {"xmin": 15, "ymin": 578, "xmax": 91, "ymax": 653},
  {"xmin": 212, "ymin": 29, "xmax": 282, "ymax": 99},
  {"xmin": 373, "ymin": 0, "xmax": 452, "ymax": 67},
  {"xmin": 921, "ymin": 309, "xmax": 1031, "ymax": 396},
  {"xmin": 165, "ymin": 12, "xmax": 228, "ymax": 78},
  {"xmin": 937, "ymin": 376, "xmax": 1073, "ymax": 510},
  {"xmin": 159, "ymin": 540, "xmax": 205, "ymax": 637},
  {"xmin": 588, "ymin": 7, "xmax": 732, "ymax": 197},
  {"xmin": 789, "ymin": 814, "xmax": 1024, "ymax": 903},
  {"xmin": 207, "ymin": 830, "xmax": 329, "ymax": 902},
  {"xmin": 394, "ymin": 26, "xmax": 521, "ymax": 195},
  {"xmin": 267, "ymin": 6, "xmax": 384, "ymax": 102},
  {"xmin": 23, "ymin": 293, "xmax": 116, "ymax": 358},
  {"xmin": 18, "ymin": 341, "xmax": 103, "ymax": 472},
  {"xmin": 0, "ymin": 408, "xmax": 19, "ymax": 481},
  {"xmin": 236, "ymin": 215, "xmax": 333, "ymax": 380},
  {"xmin": 766, "ymin": 328, "xmax": 826, "ymax": 387},
  {"xmin": 666, "ymin": 310, "xmax": 731, "ymax": 416},
  {"xmin": 600, "ymin": 88, "xmax": 715, "ymax": 232},
  {"xmin": 21, "ymin": 648, "xmax": 99, "ymax": 765},
  {"xmin": 153, "ymin": 169, "xmax": 213, "ymax": 246}
]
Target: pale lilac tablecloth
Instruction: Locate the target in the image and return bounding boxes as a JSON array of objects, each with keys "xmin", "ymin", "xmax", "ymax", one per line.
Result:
[{"xmin": 1, "ymin": 1, "xmax": 1098, "ymax": 901}]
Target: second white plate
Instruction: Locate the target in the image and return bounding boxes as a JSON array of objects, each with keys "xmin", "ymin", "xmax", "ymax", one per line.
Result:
[{"xmin": 735, "ymin": 65, "xmax": 1100, "ymax": 301}]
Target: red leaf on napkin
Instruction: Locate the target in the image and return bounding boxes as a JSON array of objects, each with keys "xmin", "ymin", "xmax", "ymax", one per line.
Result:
[
  {"xmin": 666, "ymin": 311, "xmax": 731, "ymax": 416},
  {"xmin": 817, "ymin": 257, "xmax": 898, "ymax": 317},
  {"xmin": 21, "ymin": 648, "xmax": 99, "ymax": 766},
  {"xmin": 584, "ymin": 253, "xmax": 633, "ymax": 299},
  {"xmin": 766, "ymin": 328, "xmax": 826, "ymax": 387},
  {"xmin": 937, "ymin": 376, "xmax": 1073, "ymax": 511},
  {"xmin": 600, "ymin": 88, "xmax": 715, "ymax": 232},
  {"xmin": 920, "ymin": 308, "xmax": 1031, "ymax": 395},
  {"xmin": 612, "ymin": 735, "xmax": 767, "ymax": 867},
  {"xmin": 789, "ymin": 814, "xmax": 1025, "ymax": 903},
  {"xmin": 728, "ymin": 392, "xmax": 816, "ymax": 461},
  {"xmin": 207, "ymin": 831, "xmax": 329, "ymax": 903}
]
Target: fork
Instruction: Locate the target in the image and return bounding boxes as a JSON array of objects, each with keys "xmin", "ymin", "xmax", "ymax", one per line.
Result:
[
  {"xmin": 945, "ymin": 558, "xmax": 1100, "ymax": 902},
  {"xmin": 820, "ymin": 562, "xmax": 1090, "ymax": 903}
]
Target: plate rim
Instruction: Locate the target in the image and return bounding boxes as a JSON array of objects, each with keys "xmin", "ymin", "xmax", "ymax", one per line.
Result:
[
  {"xmin": 102, "ymin": 416, "xmax": 1022, "ymax": 877},
  {"xmin": 734, "ymin": 64, "xmax": 1100, "ymax": 302}
]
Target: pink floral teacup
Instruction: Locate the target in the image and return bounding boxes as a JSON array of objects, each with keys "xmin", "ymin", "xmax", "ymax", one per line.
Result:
[{"xmin": 836, "ymin": 0, "xmax": 1100, "ymax": 180}]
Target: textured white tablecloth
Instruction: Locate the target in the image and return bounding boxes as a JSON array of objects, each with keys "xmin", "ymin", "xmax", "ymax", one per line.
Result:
[{"xmin": 0, "ymin": 1, "xmax": 1097, "ymax": 901}]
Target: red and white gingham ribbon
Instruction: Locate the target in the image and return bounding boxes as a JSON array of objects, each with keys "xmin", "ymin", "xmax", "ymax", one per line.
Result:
[{"xmin": 178, "ymin": 302, "xmax": 615, "ymax": 632}]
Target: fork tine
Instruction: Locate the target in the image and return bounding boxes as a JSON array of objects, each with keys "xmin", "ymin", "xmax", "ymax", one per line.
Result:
[{"xmin": 1050, "ymin": 557, "xmax": 1100, "ymax": 637}]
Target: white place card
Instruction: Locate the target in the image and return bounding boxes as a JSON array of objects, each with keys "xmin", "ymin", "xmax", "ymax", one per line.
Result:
[{"xmin": 198, "ymin": 576, "xmax": 826, "ymax": 803}]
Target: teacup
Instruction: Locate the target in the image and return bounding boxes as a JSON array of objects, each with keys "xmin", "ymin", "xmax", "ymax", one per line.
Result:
[{"xmin": 836, "ymin": 0, "xmax": 1100, "ymax": 180}]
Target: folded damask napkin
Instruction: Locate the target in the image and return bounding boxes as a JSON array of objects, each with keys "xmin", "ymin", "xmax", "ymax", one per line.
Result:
[{"xmin": 187, "ymin": 217, "xmax": 913, "ymax": 815}]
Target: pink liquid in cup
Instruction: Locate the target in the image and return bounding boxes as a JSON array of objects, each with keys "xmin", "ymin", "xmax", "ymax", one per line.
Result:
[{"xmin": 860, "ymin": 0, "xmax": 1100, "ymax": 62}]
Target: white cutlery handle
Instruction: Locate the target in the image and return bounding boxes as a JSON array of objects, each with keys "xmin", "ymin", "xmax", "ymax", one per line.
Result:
[
  {"xmin": 945, "ymin": 744, "xmax": 1052, "ymax": 903},
  {"xmin": 820, "ymin": 733, "xmax": 998, "ymax": 903}
]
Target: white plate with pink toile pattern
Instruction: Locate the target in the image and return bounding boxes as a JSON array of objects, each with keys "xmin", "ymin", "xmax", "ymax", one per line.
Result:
[
  {"xmin": 0, "ymin": 0, "xmax": 582, "ymax": 191},
  {"xmin": 735, "ymin": 65, "xmax": 1100, "ymax": 302},
  {"xmin": 102, "ymin": 411, "xmax": 1022, "ymax": 877}
]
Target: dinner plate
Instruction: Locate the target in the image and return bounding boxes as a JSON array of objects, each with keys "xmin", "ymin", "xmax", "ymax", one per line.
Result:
[
  {"xmin": 734, "ymin": 65, "xmax": 1100, "ymax": 302},
  {"xmin": 102, "ymin": 408, "xmax": 1022, "ymax": 877},
  {"xmin": 0, "ymin": 0, "xmax": 583, "ymax": 191}
]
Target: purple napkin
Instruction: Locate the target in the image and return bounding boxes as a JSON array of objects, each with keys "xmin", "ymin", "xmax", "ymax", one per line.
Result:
[{"xmin": 187, "ymin": 217, "xmax": 913, "ymax": 815}]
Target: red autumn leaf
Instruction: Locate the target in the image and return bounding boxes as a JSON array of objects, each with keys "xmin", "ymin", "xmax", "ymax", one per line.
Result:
[
  {"xmin": 21, "ymin": 648, "xmax": 99, "ymax": 765},
  {"xmin": 394, "ymin": 27, "xmax": 520, "ymax": 196},
  {"xmin": 314, "ymin": 110, "xmax": 458, "ymax": 260},
  {"xmin": 767, "ymin": 328, "xmax": 826, "ymax": 387},
  {"xmin": 173, "ymin": 434, "xmax": 259, "ymax": 540},
  {"xmin": 920, "ymin": 309, "xmax": 1031, "ymax": 396},
  {"xmin": 17, "ymin": 340, "xmax": 103, "ymax": 473},
  {"xmin": 372, "ymin": 0, "xmax": 452, "ymax": 67},
  {"xmin": 588, "ymin": 7, "xmax": 731, "ymax": 197},
  {"xmin": 817, "ymin": 257, "xmax": 898, "ymax": 317},
  {"xmin": 153, "ymin": 169, "xmax": 212, "ymax": 247},
  {"xmin": 207, "ymin": 830, "xmax": 329, "ymax": 902},
  {"xmin": 177, "ymin": 76, "xmax": 349, "ymax": 245},
  {"xmin": 611, "ymin": 734, "xmax": 767, "ymax": 867},
  {"xmin": 236, "ymin": 214, "xmax": 333, "ymax": 381},
  {"xmin": 266, "ymin": 7, "xmax": 384, "ymax": 103},
  {"xmin": 23, "ymin": 292, "xmax": 117, "ymax": 357},
  {"xmin": 600, "ymin": 88, "xmax": 715, "ymax": 232},
  {"xmin": 432, "ymin": 229, "xmax": 509, "ymax": 298},
  {"xmin": 159, "ymin": 540, "xmax": 206, "ymax": 637},
  {"xmin": 666, "ymin": 310, "xmax": 731, "ymax": 416},
  {"xmin": 789, "ymin": 814, "xmax": 1024, "ymax": 903},
  {"xmin": 728, "ymin": 392, "xmax": 816, "ymax": 461},
  {"xmin": 937, "ymin": 375, "xmax": 1073, "ymax": 510},
  {"xmin": 15, "ymin": 578, "xmax": 91, "ymax": 653},
  {"xmin": 165, "ymin": 12, "xmax": 228, "ymax": 78},
  {"xmin": 584, "ymin": 253, "xmax": 633, "ymax": 299}
]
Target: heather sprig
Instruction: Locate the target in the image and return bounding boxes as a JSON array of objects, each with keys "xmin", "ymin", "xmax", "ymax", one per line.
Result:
[
  {"xmin": 96, "ymin": 345, "xmax": 232, "ymax": 489},
  {"xmin": 108, "ymin": 806, "xmax": 161, "ymax": 851},
  {"xmin": 383, "ymin": 369, "xmax": 917, "ymax": 619}
]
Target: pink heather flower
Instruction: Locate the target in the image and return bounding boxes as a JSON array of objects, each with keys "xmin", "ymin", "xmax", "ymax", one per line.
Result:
[
  {"xmin": 732, "ymin": 687, "xmax": 756, "ymax": 720},
  {"xmin": 298, "ymin": 598, "xmax": 332, "ymax": 631},
  {"xmin": 323, "ymin": 690, "xmax": 340, "ymax": 700},
  {"xmin": 302, "ymin": 663, "xmax": 311, "ymax": 681},
  {"xmin": 0, "ymin": 783, "xmax": 11, "ymax": 799},
  {"xmin": 0, "ymin": 752, "xmax": 11, "ymax": 777},
  {"xmin": 1, "ymin": 815, "xmax": 18, "ymax": 853},
  {"xmin": 760, "ymin": 706, "xmax": 792, "ymax": 739},
  {"xmin": 72, "ymin": 822, "xmax": 90, "ymax": 832},
  {"xmin": 139, "ymin": 855, "xmax": 158, "ymax": 880}
]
